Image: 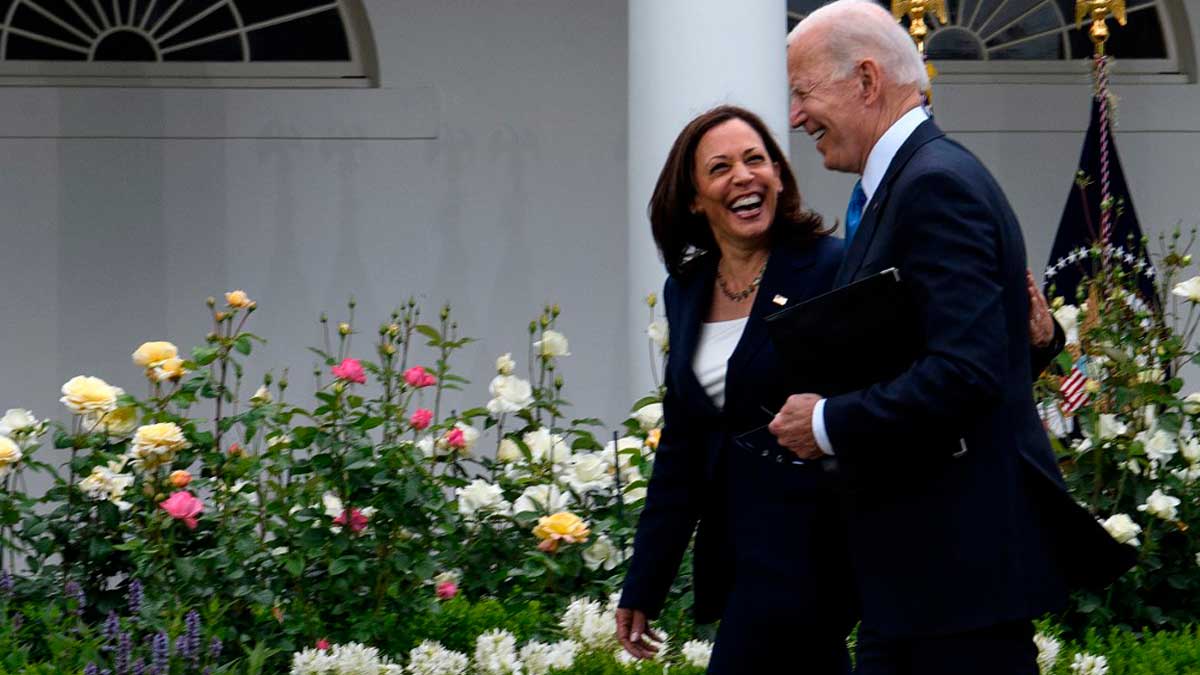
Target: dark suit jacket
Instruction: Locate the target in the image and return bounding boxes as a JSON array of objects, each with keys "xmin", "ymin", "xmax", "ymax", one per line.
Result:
[
  {"xmin": 823, "ymin": 119, "xmax": 1135, "ymax": 638},
  {"xmin": 620, "ymin": 236, "xmax": 851, "ymax": 625}
]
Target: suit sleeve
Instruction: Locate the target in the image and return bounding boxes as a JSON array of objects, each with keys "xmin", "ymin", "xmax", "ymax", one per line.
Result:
[
  {"xmin": 823, "ymin": 170, "xmax": 1009, "ymax": 458},
  {"xmin": 619, "ymin": 281, "xmax": 703, "ymax": 619}
]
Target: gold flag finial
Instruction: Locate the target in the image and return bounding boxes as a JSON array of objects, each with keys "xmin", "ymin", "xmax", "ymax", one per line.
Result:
[
  {"xmin": 1075, "ymin": 0, "xmax": 1127, "ymax": 55},
  {"xmin": 891, "ymin": 0, "xmax": 948, "ymax": 57}
]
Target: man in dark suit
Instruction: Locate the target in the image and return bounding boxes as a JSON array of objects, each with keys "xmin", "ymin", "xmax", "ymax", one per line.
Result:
[{"xmin": 772, "ymin": 2, "xmax": 1135, "ymax": 673}]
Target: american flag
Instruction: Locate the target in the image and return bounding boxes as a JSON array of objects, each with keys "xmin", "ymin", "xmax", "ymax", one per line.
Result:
[{"xmin": 1060, "ymin": 356, "xmax": 1091, "ymax": 414}]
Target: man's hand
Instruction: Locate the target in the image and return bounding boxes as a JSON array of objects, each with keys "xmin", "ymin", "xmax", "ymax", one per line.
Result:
[
  {"xmin": 616, "ymin": 607, "xmax": 662, "ymax": 660},
  {"xmin": 1027, "ymin": 270, "xmax": 1055, "ymax": 349},
  {"xmin": 768, "ymin": 393, "xmax": 824, "ymax": 461}
]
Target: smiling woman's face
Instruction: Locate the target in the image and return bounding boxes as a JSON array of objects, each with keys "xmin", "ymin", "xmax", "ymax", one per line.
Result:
[{"xmin": 691, "ymin": 118, "xmax": 781, "ymax": 251}]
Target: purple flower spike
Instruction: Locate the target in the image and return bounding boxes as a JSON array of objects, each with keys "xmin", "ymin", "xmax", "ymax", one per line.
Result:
[
  {"xmin": 130, "ymin": 658, "xmax": 145, "ymax": 675},
  {"xmin": 127, "ymin": 579, "xmax": 144, "ymax": 615},
  {"xmin": 84, "ymin": 664, "xmax": 99, "ymax": 675},
  {"xmin": 103, "ymin": 611, "xmax": 120, "ymax": 644},
  {"xmin": 151, "ymin": 631, "xmax": 169, "ymax": 673},
  {"xmin": 0, "ymin": 570, "xmax": 13, "ymax": 597},
  {"xmin": 208, "ymin": 637, "xmax": 222, "ymax": 660},
  {"xmin": 116, "ymin": 632, "xmax": 132, "ymax": 675},
  {"xmin": 65, "ymin": 580, "xmax": 86, "ymax": 616}
]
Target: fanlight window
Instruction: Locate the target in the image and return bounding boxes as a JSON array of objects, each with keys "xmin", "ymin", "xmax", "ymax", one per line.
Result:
[
  {"xmin": 0, "ymin": 0, "xmax": 376, "ymax": 86},
  {"xmin": 787, "ymin": 0, "xmax": 1189, "ymax": 79}
]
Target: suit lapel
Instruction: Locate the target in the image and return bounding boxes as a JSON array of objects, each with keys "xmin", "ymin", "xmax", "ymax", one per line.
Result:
[
  {"xmin": 834, "ymin": 119, "xmax": 945, "ymax": 287},
  {"xmin": 672, "ymin": 255, "xmax": 722, "ymax": 417}
]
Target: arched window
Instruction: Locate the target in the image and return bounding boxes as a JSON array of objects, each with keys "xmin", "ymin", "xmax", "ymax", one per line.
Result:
[
  {"xmin": 0, "ymin": 0, "xmax": 377, "ymax": 86},
  {"xmin": 787, "ymin": 0, "xmax": 1193, "ymax": 82}
]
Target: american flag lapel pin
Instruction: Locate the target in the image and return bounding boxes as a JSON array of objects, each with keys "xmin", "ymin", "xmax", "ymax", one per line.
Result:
[{"xmin": 772, "ymin": 294, "xmax": 788, "ymax": 306}]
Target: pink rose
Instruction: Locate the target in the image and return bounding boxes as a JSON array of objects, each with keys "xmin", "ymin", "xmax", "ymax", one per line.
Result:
[
  {"xmin": 404, "ymin": 366, "xmax": 437, "ymax": 388},
  {"xmin": 444, "ymin": 428, "xmax": 466, "ymax": 449},
  {"xmin": 333, "ymin": 507, "xmax": 368, "ymax": 533},
  {"xmin": 435, "ymin": 581, "xmax": 458, "ymax": 600},
  {"xmin": 316, "ymin": 638, "xmax": 330, "ymax": 651},
  {"xmin": 409, "ymin": 408, "xmax": 433, "ymax": 430},
  {"xmin": 159, "ymin": 491, "xmax": 203, "ymax": 530},
  {"xmin": 332, "ymin": 358, "xmax": 367, "ymax": 384}
]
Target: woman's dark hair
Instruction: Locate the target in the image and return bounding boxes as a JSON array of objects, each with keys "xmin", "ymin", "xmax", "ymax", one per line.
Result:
[{"xmin": 649, "ymin": 105, "xmax": 826, "ymax": 276}]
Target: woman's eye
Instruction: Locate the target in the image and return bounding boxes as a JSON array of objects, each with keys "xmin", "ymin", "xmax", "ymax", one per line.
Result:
[{"xmin": 709, "ymin": 164, "xmax": 728, "ymax": 174}]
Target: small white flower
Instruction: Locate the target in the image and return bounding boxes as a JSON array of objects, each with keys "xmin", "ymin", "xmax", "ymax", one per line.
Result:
[
  {"xmin": 0, "ymin": 409, "xmax": 40, "ymax": 437},
  {"xmin": 496, "ymin": 353, "xmax": 516, "ymax": 376},
  {"xmin": 417, "ymin": 435, "xmax": 436, "ymax": 458},
  {"xmin": 1142, "ymin": 429, "xmax": 1178, "ymax": 464},
  {"xmin": 520, "ymin": 640, "xmax": 577, "ymax": 675},
  {"xmin": 474, "ymin": 629, "xmax": 522, "ymax": 675},
  {"xmin": 250, "ymin": 385, "xmax": 272, "ymax": 405},
  {"xmin": 1171, "ymin": 465, "xmax": 1200, "ymax": 484},
  {"xmin": 322, "ymin": 493, "xmax": 344, "ymax": 519},
  {"xmin": 407, "ymin": 641, "xmax": 469, "ymax": 675},
  {"xmin": 456, "ymin": 479, "xmax": 510, "ymax": 518},
  {"xmin": 1094, "ymin": 414, "xmax": 1127, "ymax": 441},
  {"xmin": 1172, "ymin": 275, "xmax": 1200, "ymax": 303},
  {"xmin": 513, "ymin": 483, "xmax": 572, "ymax": 515},
  {"xmin": 1070, "ymin": 652, "xmax": 1109, "ymax": 675},
  {"xmin": 1034, "ymin": 633, "xmax": 1061, "ymax": 674},
  {"xmin": 1053, "ymin": 304, "xmax": 1080, "ymax": 345},
  {"xmin": 646, "ymin": 318, "xmax": 668, "ymax": 352},
  {"xmin": 486, "ymin": 374, "xmax": 534, "ymax": 415},
  {"xmin": 582, "ymin": 534, "xmax": 628, "ymax": 572},
  {"xmin": 1181, "ymin": 437, "xmax": 1200, "ymax": 464},
  {"xmin": 1100, "ymin": 513, "xmax": 1142, "ymax": 547},
  {"xmin": 1137, "ymin": 488, "xmax": 1181, "ymax": 521},
  {"xmin": 631, "ymin": 403, "xmax": 663, "ymax": 431},
  {"xmin": 497, "ymin": 438, "xmax": 523, "ymax": 463},
  {"xmin": 681, "ymin": 639, "xmax": 714, "ymax": 669},
  {"xmin": 534, "ymin": 330, "xmax": 570, "ymax": 357},
  {"xmin": 1183, "ymin": 393, "xmax": 1200, "ymax": 415}
]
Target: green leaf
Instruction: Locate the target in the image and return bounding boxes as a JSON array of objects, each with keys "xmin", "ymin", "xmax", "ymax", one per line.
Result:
[
  {"xmin": 192, "ymin": 347, "xmax": 219, "ymax": 366},
  {"xmin": 415, "ymin": 325, "xmax": 442, "ymax": 344},
  {"xmin": 235, "ymin": 336, "xmax": 252, "ymax": 355}
]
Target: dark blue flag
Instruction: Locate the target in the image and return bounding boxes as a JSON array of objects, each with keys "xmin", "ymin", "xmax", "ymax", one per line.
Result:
[{"xmin": 1043, "ymin": 96, "xmax": 1157, "ymax": 309}]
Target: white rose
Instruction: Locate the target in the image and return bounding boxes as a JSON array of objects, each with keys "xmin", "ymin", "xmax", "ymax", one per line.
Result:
[
  {"xmin": 1184, "ymin": 393, "xmax": 1200, "ymax": 415},
  {"xmin": 646, "ymin": 319, "xmax": 668, "ymax": 352},
  {"xmin": 1137, "ymin": 488, "xmax": 1181, "ymax": 521},
  {"xmin": 1070, "ymin": 652, "xmax": 1109, "ymax": 675},
  {"xmin": 0, "ymin": 409, "xmax": 39, "ymax": 437},
  {"xmin": 454, "ymin": 422, "xmax": 480, "ymax": 453},
  {"xmin": 1171, "ymin": 465, "xmax": 1200, "ymax": 485},
  {"xmin": 1034, "ymin": 633, "xmax": 1061, "ymax": 675},
  {"xmin": 534, "ymin": 330, "xmax": 570, "ymax": 357},
  {"xmin": 632, "ymin": 403, "xmax": 663, "ymax": 431},
  {"xmin": 523, "ymin": 428, "xmax": 570, "ymax": 464},
  {"xmin": 456, "ymin": 479, "xmax": 509, "ymax": 518},
  {"xmin": 496, "ymin": 353, "xmax": 516, "ymax": 376},
  {"xmin": 1096, "ymin": 414, "xmax": 1127, "ymax": 440},
  {"xmin": 582, "ymin": 534, "xmax": 629, "ymax": 572},
  {"xmin": 1100, "ymin": 513, "xmax": 1142, "ymax": 547},
  {"xmin": 1172, "ymin": 276, "xmax": 1200, "ymax": 303},
  {"xmin": 416, "ymin": 435, "xmax": 436, "ymax": 458},
  {"xmin": 497, "ymin": 438, "xmax": 523, "ymax": 463},
  {"xmin": 486, "ymin": 375, "xmax": 534, "ymax": 415},
  {"xmin": 250, "ymin": 385, "xmax": 272, "ymax": 405},
  {"xmin": 1053, "ymin": 304, "xmax": 1080, "ymax": 345},
  {"xmin": 60, "ymin": 375, "xmax": 119, "ymax": 415},
  {"xmin": 322, "ymin": 492, "xmax": 344, "ymax": 518},
  {"xmin": 513, "ymin": 483, "xmax": 572, "ymax": 515},
  {"xmin": 680, "ymin": 640, "xmax": 714, "ymax": 669},
  {"xmin": 0, "ymin": 436, "xmax": 23, "ymax": 478},
  {"xmin": 1142, "ymin": 429, "xmax": 1178, "ymax": 464},
  {"xmin": 561, "ymin": 452, "xmax": 614, "ymax": 494},
  {"xmin": 1180, "ymin": 437, "xmax": 1200, "ymax": 461}
]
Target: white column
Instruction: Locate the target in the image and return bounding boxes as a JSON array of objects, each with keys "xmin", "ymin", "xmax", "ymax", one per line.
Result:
[{"xmin": 627, "ymin": 0, "xmax": 788, "ymax": 401}]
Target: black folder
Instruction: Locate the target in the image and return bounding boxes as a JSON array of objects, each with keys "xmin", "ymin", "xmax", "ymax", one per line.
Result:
[{"xmin": 763, "ymin": 267, "xmax": 919, "ymax": 398}]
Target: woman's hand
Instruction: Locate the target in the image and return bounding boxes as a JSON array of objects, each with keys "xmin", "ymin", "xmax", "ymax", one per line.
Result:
[{"xmin": 615, "ymin": 607, "xmax": 663, "ymax": 660}]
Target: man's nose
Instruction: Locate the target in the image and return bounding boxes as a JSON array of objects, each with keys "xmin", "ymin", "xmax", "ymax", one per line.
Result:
[{"xmin": 789, "ymin": 103, "xmax": 805, "ymax": 130}]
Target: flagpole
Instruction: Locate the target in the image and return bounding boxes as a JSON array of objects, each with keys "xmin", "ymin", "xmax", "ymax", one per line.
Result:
[{"xmin": 1077, "ymin": 0, "xmax": 1128, "ymax": 249}]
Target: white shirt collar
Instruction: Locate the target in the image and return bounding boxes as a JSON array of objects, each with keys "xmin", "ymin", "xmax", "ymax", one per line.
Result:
[{"xmin": 861, "ymin": 106, "xmax": 930, "ymax": 203}]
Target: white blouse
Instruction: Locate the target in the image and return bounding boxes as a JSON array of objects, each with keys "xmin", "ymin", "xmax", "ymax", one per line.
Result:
[{"xmin": 692, "ymin": 317, "xmax": 749, "ymax": 409}]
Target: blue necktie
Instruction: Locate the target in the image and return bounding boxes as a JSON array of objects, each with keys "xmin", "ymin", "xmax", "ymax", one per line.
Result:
[{"xmin": 845, "ymin": 179, "xmax": 867, "ymax": 248}]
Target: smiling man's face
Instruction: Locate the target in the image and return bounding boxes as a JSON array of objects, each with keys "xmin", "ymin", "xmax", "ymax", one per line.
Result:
[{"xmin": 787, "ymin": 40, "xmax": 871, "ymax": 175}]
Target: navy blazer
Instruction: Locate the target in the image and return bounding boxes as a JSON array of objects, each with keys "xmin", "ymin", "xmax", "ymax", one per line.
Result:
[
  {"xmin": 824, "ymin": 120, "xmax": 1135, "ymax": 638},
  {"xmin": 620, "ymin": 236, "xmax": 850, "ymax": 625}
]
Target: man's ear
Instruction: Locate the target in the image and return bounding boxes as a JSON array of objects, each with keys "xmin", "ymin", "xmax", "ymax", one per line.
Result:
[{"xmin": 858, "ymin": 58, "xmax": 883, "ymax": 104}]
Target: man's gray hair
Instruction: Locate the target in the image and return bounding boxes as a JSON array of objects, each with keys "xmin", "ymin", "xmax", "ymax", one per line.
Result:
[{"xmin": 788, "ymin": 0, "xmax": 930, "ymax": 92}]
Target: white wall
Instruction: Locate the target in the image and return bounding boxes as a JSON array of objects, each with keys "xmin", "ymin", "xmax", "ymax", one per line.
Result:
[{"xmin": 0, "ymin": 0, "xmax": 632, "ymax": 471}]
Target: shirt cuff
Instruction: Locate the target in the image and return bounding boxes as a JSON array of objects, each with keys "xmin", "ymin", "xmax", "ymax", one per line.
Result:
[{"xmin": 812, "ymin": 398, "xmax": 835, "ymax": 456}]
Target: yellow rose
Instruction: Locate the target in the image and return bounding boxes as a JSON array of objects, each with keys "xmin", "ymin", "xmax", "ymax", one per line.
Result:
[
  {"xmin": 132, "ymin": 341, "xmax": 178, "ymax": 368},
  {"xmin": 153, "ymin": 357, "xmax": 187, "ymax": 382},
  {"xmin": 129, "ymin": 422, "xmax": 188, "ymax": 471},
  {"xmin": 645, "ymin": 428, "xmax": 661, "ymax": 450},
  {"xmin": 60, "ymin": 376, "xmax": 118, "ymax": 415},
  {"xmin": 225, "ymin": 290, "xmax": 254, "ymax": 309},
  {"xmin": 0, "ymin": 435, "xmax": 22, "ymax": 466},
  {"xmin": 532, "ymin": 511, "xmax": 590, "ymax": 553},
  {"xmin": 90, "ymin": 405, "xmax": 139, "ymax": 437}
]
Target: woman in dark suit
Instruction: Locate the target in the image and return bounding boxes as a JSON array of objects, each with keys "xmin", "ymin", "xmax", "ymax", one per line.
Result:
[{"xmin": 615, "ymin": 105, "xmax": 856, "ymax": 673}]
